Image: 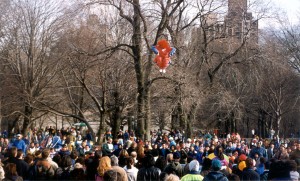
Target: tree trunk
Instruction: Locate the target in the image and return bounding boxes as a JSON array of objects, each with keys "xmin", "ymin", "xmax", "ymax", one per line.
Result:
[
  {"xmin": 132, "ymin": 0, "xmax": 146, "ymax": 140},
  {"xmin": 22, "ymin": 103, "xmax": 32, "ymax": 135}
]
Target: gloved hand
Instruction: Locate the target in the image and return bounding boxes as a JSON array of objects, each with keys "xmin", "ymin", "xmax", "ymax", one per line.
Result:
[
  {"xmin": 169, "ymin": 48, "xmax": 176, "ymax": 56},
  {"xmin": 151, "ymin": 45, "xmax": 158, "ymax": 54}
]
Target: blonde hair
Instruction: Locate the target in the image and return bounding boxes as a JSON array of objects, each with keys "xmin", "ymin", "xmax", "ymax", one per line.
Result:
[
  {"xmin": 165, "ymin": 174, "xmax": 180, "ymax": 181},
  {"xmin": 97, "ymin": 156, "xmax": 111, "ymax": 176}
]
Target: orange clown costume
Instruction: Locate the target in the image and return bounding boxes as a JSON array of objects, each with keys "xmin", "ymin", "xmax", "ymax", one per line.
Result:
[{"xmin": 151, "ymin": 39, "xmax": 176, "ymax": 73}]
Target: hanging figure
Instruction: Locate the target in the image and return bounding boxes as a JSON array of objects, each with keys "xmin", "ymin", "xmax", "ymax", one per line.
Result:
[{"xmin": 151, "ymin": 39, "xmax": 176, "ymax": 73}]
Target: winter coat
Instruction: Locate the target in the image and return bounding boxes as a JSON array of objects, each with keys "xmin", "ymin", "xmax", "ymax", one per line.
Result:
[
  {"xmin": 203, "ymin": 171, "xmax": 229, "ymax": 181},
  {"xmin": 137, "ymin": 166, "xmax": 161, "ymax": 181}
]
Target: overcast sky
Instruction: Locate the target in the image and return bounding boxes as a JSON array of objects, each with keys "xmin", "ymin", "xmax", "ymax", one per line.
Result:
[{"xmin": 271, "ymin": 0, "xmax": 300, "ymax": 23}]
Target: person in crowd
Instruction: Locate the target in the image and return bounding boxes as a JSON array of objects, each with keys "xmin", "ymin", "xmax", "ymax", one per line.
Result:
[
  {"xmin": 102, "ymin": 138, "xmax": 114, "ymax": 156},
  {"xmin": 288, "ymin": 160, "xmax": 300, "ymax": 181},
  {"xmin": 181, "ymin": 160, "xmax": 204, "ymax": 181},
  {"xmin": 267, "ymin": 143, "xmax": 275, "ymax": 161},
  {"xmin": 3, "ymin": 147, "xmax": 29, "ymax": 179},
  {"xmin": 12, "ymin": 135, "xmax": 26, "ymax": 154},
  {"xmin": 290, "ymin": 143, "xmax": 300, "ymax": 161},
  {"xmin": 274, "ymin": 144, "xmax": 289, "ymax": 160},
  {"xmin": 137, "ymin": 154, "xmax": 161, "ymax": 180},
  {"xmin": 203, "ymin": 159, "xmax": 228, "ymax": 181},
  {"xmin": 58, "ymin": 144, "xmax": 71, "ymax": 157},
  {"xmin": 55, "ymin": 155, "xmax": 73, "ymax": 179},
  {"xmin": 250, "ymin": 141, "xmax": 267, "ymax": 160},
  {"xmin": 0, "ymin": 162, "xmax": 5, "ymax": 180},
  {"xmin": 164, "ymin": 152, "xmax": 184, "ymax": 178},
  {"xmin": 124, "ymin": 156, "xmax": 139, "ymax": 181},
  {"xmin": 69, "ymin": 162, "xmax": 86, "ymax": 180},
  {"xmin": 241, "ymin": 158, "xmax": 260, "ymax": 180},
  {"xmin": 95, "ymin": 156, "xmax": 111, "ymax": 181},
  {"xmin": 118, "ymin": 149, "xmax": 129, "ymax": 168},
  {"xmin": 3, "ymin": 163, "xmax": 23, "ymax": 181},
  {"xmin": 110, "ymin": 155, "xmax": 128, "ymax": 181}
]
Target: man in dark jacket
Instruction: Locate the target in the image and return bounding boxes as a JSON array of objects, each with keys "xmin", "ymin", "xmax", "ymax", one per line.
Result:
[
  {"xmin": 164, "ymin": 152, "xmax": 184, "ymax": 178},
  {"xmin": 241, "ymin": 158, "xmax": 260, "ymax": 180},
  {"xmin": 137, "ymin": 154, "xmax": 161, "ymax": 181},
  {"xmin": 3, "ymin": 147, "xmax": 29, "ymax": 179},
  {"xmin": 203, "ymin": 159, "xmax": 228, "ymax": 181}
]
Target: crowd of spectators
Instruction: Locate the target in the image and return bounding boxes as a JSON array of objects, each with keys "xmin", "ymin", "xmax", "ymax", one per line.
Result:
[{"xmin": 0, "ymin": 126, "xmax": 299, "ymax": 181}]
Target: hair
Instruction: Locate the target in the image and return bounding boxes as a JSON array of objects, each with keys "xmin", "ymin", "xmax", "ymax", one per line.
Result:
[
  {"xmin": 288, "ymin": 160, "xmax": 298, "ymax": 171},
  {"xmin": 155, "ymin": 156, "xmax": 167, "ymax": 171},
  {"xmin": 4, "ymin": 163, "xmax": 18, "ymax": 179},
  {"xmin": 245, "ymin": 158, "xmax": 254, "ymax": 168},
  {"xmin": 142, "ymin": 154, "xmax": 155, "ymax": 168},
  {"xmin": 165, "ymin": 173, "xmax": 180, "ymax": 181},
  {"xmin": 61, "ymin": 155, "xmax": 72, "ymax": 168},
  {"xmin": 17, "ymin": 149, "xmax": 23, "ymax": 158},
  {"xmin": 70, "ymin": 151, "xmax": 78, "ymax": 159},
  {"xmin": 53, "ymin": 153, "xmax": 62, "ymax": 167},
  {"xmin": 34, "ymin": 150, "xmax": 42, "ymax": 158},
  {"xmin": 10, "ymin": 147, "xmax": 17, "ymax": 158},
  {"xmin": 126, "ymin": 156, "xmax": 135, "ymax": 169},
  {"xmin": 97, "ymin": 156, "xmax": 111, "ymax": 176},
  {"xmin": 119, "ymin": 149, "xmax": 129, "ymax": 158},
  {"xmin": 110, "ymin": 155, "xmax": 119, "ymax": 166},
  {"xmin": 42, "ymin": 149, "xmax": 50, "ymax": 159},
  {"xmin": 75, "ymin": 156, "xmax": 85, "ymax": 166},
  {"xmin": 24, "ymin": 154, "xmax": 34, "ymax": 165},
  {"xmin": 94, "ymin": 150, "xmax": 103, "ymax": 160},
  {"xmin": 166, "ymin": 153, "xmax": 173, "ymax": 163}
]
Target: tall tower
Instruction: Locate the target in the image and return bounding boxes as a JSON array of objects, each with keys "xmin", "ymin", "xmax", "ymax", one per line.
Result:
[{"xmin": 228, "ymin": 0, "xmax": 247, "ymax": 17}]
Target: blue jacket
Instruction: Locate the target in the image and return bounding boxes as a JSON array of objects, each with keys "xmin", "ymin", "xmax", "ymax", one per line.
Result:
[{"xmin": 12, "ymin": 139, "xmax": 26, "ymax": 154}]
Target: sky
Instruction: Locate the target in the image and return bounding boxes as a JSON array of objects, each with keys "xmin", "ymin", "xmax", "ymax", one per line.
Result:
[{"xmin": 270, "ymin": 0, "xmax": 300, "ymax": 24}]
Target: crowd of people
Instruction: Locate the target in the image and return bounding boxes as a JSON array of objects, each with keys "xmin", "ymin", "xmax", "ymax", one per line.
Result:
[{"xmin": 0, "ymin": 126, "xmax": 299, "ymax": 181}]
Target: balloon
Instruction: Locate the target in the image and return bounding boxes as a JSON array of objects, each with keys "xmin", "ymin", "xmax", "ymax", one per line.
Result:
[{"xmin": 151, "ymin": 39, "xmax": 176, "ymax": 73}]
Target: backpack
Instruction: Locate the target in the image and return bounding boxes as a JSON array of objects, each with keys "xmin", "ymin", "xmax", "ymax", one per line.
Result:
[{"xmin": 35, "ymin": 164, "xmax": 55, "ymax": 180}]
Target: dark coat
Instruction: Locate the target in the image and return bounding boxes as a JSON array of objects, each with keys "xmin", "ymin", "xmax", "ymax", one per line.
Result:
[
  {"xmin": 241, "ymin": 168, "xmax": 260, "ymax": 181},
  {"xmin": 203, "ymin": 171, "xmax": 229, "ymax": 181},
  {"xmin": 137, "ymin": 166, "xmax": 161, "ymax": 181}
]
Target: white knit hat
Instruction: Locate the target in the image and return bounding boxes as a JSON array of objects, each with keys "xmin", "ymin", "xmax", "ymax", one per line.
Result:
[{"xmin": 189, "ymin": 160, "xmax": 200, "ymax": 172}]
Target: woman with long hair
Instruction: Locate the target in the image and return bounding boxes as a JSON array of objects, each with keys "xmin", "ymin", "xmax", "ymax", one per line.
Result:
[
  {"xmin": 95, "ymin": 156, "xmax": 112, "ymax": 181},
  {"xmin": 3, "ymin": 163, "xmax": 23, "ymax": 181}
]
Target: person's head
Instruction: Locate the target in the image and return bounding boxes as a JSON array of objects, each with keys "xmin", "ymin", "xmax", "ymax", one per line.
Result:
[
  {"xmin": 211, "ymin": 159, "xmax": 222, "ymax": 171},
  {"xmin": 30, "ymin": 142, "xmax": 35, "ymax": 148},
  {"xmin": 142, "ymin": 154, "xmax": 155, "ymax": 168},
  {"xmin": 70, "ymin": 150, "xmax": 78, "ymax": 160},
  {"xmin": 110, "ymin": 155, "xmax": 119, "ymax": 166},
  {"xmin": 107, "ymin": 138, "xmax": 112, "ymax": 144},
  {"xmin": 126, "ymin": 156, "xmax": 135, "ymax": 169},
  {"xmin": 165, "ymin": 173, "xmax": 180, "ymax": 181},
  {"xmin": 130, "ymin": 151, "xmax": 137, "ymax": 158},
  {"xmin": 97, "ymin": 156, "xmax": 111, "ymax": 176},
  {"xmin": 24, "ymin": 154, "xmax": 34, "ymax": 165},
  {"xmin": 61, "ymin": 155, "xmax": 72, "ymax": 168},
  {"xmin": 10, "ymin": 147, "xmax": 18, "ymax": 158},
  {"xmin": 5, "ymin": 163, "xmax": 18, "ymax": 178},
  {"xmin": 166, "ymin": 153, "xmax": 173, "ymax": 163},
  {"xmin": 42, "ymin": 149, "xmax": 50, "ymax": 159},
  {"xmin": 119, "ymin": 149, "xmax": 129, "ymax": 158},
  {"xmin": 189, "ymin": 160, "xmax": 200, "ymax": 172},
  {"xmin": 16, "ymin": 134, "xmax": 22, "ymax": 140},
  {"xmin": 17, "ymin": 149, "xmax": 24, "ymax": 159},
  {"xmin": 173, "ymin": 152, "xmax": 181, "ymax": 161},
  {"xmin": 269, "ymin": 143, "xmax": 274, "ymax": 149},
  {"xmin": 245, "ymin": 158, "xmax": 254, "ymax": 168}
]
